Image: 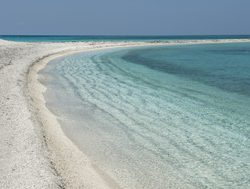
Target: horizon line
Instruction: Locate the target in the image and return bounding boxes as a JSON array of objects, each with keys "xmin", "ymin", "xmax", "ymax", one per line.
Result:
[{"xmin": 1, "ymin": 34, "xmax": 250, "ymax": 37}]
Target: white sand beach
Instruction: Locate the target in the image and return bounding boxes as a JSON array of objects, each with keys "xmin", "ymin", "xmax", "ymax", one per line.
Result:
[{"xmin": 0, "ymin": 38, "xmax": 249, "ymax": 189}]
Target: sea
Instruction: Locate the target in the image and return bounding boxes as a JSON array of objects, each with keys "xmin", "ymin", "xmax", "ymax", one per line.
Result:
[
  {"xmin": 1, "ymin": 35, "xmax": 250, "ymax": 42},
  {"xmin": 9, "ymin": 36, "xmax": 249, "ymax": 188}
]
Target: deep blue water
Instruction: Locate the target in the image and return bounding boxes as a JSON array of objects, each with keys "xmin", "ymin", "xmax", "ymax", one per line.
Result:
[
  {"xmin": 1, "ymin": 35, "xmax": 250, "ymax": 42},
  {"xmin": 122, "ymin": 43, "xmax": 250, "ymax": 96},
  {"xmin": 40, "ymin": 42, "xmax": 250, "ymax": 188}
]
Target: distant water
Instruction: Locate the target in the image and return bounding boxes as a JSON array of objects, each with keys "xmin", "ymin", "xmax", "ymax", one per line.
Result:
[
  {"xmin": 40, "ymin": 42, "xmax": 250, "ymax": 188},
  {"xmin": 1, "ymin": 35, "xmax": 250, "ymax": 42}
]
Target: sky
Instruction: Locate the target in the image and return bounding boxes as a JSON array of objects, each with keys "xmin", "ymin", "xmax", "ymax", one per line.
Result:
[{"xmin": 0, "ymin": 0, "xmax": 250, "ymax": 35}]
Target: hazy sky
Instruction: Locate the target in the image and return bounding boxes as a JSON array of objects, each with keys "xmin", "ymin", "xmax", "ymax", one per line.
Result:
[{"xmin": 0, "ymin": 0, "xmax": 250, "ymax": 35}]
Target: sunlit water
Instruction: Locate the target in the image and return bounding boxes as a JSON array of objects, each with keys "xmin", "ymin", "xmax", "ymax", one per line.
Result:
[{"xmin": 40, "ymin": 43, "xmax": 250, "ymax": 189}]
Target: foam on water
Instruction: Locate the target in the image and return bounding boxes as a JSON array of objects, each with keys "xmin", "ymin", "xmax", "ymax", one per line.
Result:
[{"xmin": 40, "ymin": 43, "xmax": 250, "ymax": 189}]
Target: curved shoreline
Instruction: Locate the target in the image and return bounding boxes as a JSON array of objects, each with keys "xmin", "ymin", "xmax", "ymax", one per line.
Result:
[
  {"xmin": 26, "ymin": 39, "xmax": 250, "ymax": 188},
  {"xmin": 1, "ymin": 38, "xmax": 249, "ymax": 188},
  {"xmin": 26, "ymin": 44, "xmax": 157, "ymax": 189},
  {"xmin": 27, "ymin": 49, "xmax": 120, "ymax": 189}
]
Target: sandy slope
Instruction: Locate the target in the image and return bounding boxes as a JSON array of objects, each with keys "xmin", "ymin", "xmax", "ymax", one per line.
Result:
[
  {"xmin": 0, "ymin": 39, "xmax": 249, "ymax": 189},
  {"xmin": 0, "ymin": 40, "xmax": 152, "ymax": 189}
]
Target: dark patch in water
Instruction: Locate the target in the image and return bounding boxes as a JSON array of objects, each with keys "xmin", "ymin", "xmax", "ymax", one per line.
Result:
[{"xmin": 122, "ymin": 44, "xmax": 250, "ymax": 96}]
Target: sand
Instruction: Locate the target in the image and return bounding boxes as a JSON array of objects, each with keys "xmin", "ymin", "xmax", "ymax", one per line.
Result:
[{"xmin": 0, "ymin": 38, "xmax": 249, "ymax": 189}]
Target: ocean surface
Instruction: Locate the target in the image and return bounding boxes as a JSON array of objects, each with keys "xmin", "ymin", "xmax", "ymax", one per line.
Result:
[
  {"xmin": 1, "ymin": 35, "xmax": 250, "ymax": 42},
  {"xmin": 40, "ymin": 42, "xmax": 250, "ymax": 188}
]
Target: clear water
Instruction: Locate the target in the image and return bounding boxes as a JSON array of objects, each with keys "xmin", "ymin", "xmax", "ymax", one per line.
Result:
[
  {"xmin": 1, "ymin": 35, "xmax": 250, "ymax": 42},
  {"xmin": 40, "ymin": 42, "xmax": 250, "ymax": 189}
]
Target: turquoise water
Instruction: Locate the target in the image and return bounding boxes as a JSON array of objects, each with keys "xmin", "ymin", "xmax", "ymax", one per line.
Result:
[
  {"xmin": 1, "ymin": 35, "xmax": 250, "ymax": 42},
  {"xmin": 40, "ymin": 42, "xmax": 250, "ymax": 188}
]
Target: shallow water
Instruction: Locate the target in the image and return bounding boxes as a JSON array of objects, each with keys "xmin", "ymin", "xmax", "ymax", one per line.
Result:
[{"xmin": 40, "ymin": 43, "xmax": 250, "ymax": 189}]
